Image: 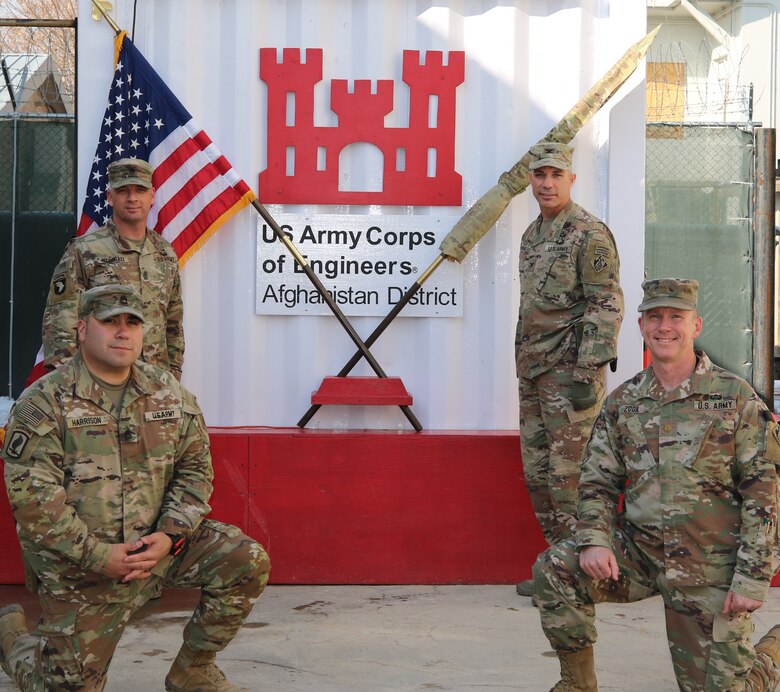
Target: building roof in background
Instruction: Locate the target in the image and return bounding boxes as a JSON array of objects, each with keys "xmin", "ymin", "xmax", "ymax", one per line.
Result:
[{"xmin": 0, "ymin": 53, "xmax": 72, "ymax": 114}]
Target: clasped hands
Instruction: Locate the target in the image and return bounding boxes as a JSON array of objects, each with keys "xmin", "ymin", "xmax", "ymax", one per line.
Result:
[{"xmin": 100, "ymin": 532, "xmax": 174, "ymax": 582}]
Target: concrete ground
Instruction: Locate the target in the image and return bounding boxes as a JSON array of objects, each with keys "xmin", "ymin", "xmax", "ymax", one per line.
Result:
[{"xmin": 1, "ymin": 584, "xmax": 779, "ymax": 691}]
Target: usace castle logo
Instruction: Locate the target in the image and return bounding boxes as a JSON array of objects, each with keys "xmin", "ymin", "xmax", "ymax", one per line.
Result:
[{"xmin": 258, "ymin": 48, "xmax": 465, "ymax": 206}]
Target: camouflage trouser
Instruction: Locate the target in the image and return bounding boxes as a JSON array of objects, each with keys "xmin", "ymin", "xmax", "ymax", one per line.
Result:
[
  {"xmin": 7, "ymin": 519, "xmax": 271, "ymax": 692},
  {"xmin": 518, "ymin": 349, "xmax": 606, "ymax": 544},
  {"xmin": 533, "ymin": 530, "xmax": 780, "ymax": 691}
]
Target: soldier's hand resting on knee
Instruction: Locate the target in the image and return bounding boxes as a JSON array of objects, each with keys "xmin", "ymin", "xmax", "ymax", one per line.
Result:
[{"xmin": 579, "ymin": 546, "xmax": 619, "ymax": 581}]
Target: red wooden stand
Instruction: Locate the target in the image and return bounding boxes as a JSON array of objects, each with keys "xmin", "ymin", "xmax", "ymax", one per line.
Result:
[{"xmin": 311, "ymin": 376, "xmax": 413, "ymax": 405}]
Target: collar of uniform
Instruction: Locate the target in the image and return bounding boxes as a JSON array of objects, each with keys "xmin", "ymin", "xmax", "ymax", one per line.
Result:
[
  {"xmin": 107, "ymin": 219, "xmax": 153, "ymax": 254},
  {"xmin": 639, "ymin": 349, "xmax": 713, "ymax": 402},
  {"xmin": 72, "ymin": 352, "xmax": 156, "ymax": 411},
  {"xmin": 72, "ymin": 352, "xmax": 117, "ymax": 414},
  {"xmin": 538, "ymin": 199, "xmax": 576, "ymax": 243}
]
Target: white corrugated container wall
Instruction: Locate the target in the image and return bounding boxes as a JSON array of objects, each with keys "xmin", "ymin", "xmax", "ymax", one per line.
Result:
[{"xmin": 77, "ymin": 0, "xmax": 646, "ymax": 430}]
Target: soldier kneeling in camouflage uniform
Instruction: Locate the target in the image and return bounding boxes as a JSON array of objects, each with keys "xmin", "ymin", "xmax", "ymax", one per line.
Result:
[
  {"xmin": 0, "ymin": 284, "xmax": 270, "ymax": 691},
  {"xmin": 533, "ymin": 278, "xmax": 780, "ymax": 691}
]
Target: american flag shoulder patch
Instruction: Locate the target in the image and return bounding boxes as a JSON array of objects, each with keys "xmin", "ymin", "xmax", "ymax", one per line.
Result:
[{"xmin": 14, "ymin": 401, "xmax": 48, "ymax": 429}]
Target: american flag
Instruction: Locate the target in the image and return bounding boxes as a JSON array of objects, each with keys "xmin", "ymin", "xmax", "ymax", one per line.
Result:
[
  {"xmin": 22, "ymin": 31, "xmax": 256, "ymax": 389},
  {"xmin": 78, "ymin": 31, "xmax": 256, "ymax": 266}
]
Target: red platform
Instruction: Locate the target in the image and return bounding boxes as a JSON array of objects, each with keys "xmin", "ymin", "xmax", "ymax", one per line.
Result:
[
  {"xmin": 2, "ymin": 428, "xmax": 777, "ymax": 586},
  {"xmin": 0, "ymin": 429, "xmax": 545, "ymax": 585}
]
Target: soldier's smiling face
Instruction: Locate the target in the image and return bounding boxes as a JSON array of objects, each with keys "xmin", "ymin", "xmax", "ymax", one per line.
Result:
[
  {"xmin": 107, "ymin": 184, "xmax": 155, "ymax": 227},
  {"xmin": 639, "ymin": 307, "xmax": 702, "ymax": 365},
  {"xmin": 529, "ymin": 166, "xmax": 576, "ymax": 219},
  {"xmin": 77, "ymin": 313, "xmax": 144, "ymax": 382}
]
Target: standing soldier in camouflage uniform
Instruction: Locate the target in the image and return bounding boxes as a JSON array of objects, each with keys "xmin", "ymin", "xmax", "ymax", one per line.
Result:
[
  {"xmin": 0, "ymin": 285, "xmax": 269, "ymax": 691},
  {"xmin": 533, "ymin": 278, "xmax": 780, "ymax": 691},
  {"xmin": 515, "ymin": 143, "xmax": 623, "ymax": 596},
  {"xmin": 43, "ymin": 158, "xmax": 185, "ymax": 379}
]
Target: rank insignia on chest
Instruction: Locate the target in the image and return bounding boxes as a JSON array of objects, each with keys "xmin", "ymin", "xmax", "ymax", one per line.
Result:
[{"xmin": 693, "ymin": 399, "xmax": 736, "ymax": 411}]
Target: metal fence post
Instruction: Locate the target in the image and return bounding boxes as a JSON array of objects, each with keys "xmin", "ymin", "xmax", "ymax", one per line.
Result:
[{"xmin": 752, "ymin": 127, "xmax": 776, "ymax": 408}]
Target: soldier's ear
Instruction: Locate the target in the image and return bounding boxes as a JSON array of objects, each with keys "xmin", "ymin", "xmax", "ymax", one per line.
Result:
[{"xmin": 76, "ymin": 318, "xmax": 87, "ymax": 345}]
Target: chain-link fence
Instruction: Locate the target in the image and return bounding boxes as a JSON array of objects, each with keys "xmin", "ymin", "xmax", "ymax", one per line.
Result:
[
  {"xmin": 1, "ymin": 16, "xmax": 75, "ymax": 397},
  {"xmin": 645, "ymin": 123, "xmax": 756, "ymax": 382}
]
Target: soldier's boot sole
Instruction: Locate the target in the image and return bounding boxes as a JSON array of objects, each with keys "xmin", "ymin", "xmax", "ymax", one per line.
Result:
[
  {"xmin": 516, "ymin": 579, "xmax": 535, "ymax": 597},
  {"xmin": 0, "ymin": 604, "xmax": 27, "ymax": 679}
]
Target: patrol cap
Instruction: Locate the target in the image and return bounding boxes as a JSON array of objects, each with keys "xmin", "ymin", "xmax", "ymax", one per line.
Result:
[
  {"xmin": 78, "ymin": 284, "xmax": 145, "ymax": 322},
  {"xmin": 107, "ymin": 158, "xmax": 153, "ymax": 189},
  {"xmin": 528, "ymin": 142, "xmax": 574, "ymax": 171},
  {"xmin": 638, "ymin": 278, "xmax": 699, "ymax": 312}
]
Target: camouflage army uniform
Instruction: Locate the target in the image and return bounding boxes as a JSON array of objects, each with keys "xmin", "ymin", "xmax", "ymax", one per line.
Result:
[
  {"xmin": 533, "ymin": 351, "xmax": 780, "ymax": 691},
  {"xmin": 516, "ymin": 200, "xmax": 623, "ymax": 542},
  {"xmin": 1, "ymin": 353, "xmax": 270, "ymax": 691},
  {"xmin": 43, "ymin": 221, "xmax": 184, "ymax": 378}
]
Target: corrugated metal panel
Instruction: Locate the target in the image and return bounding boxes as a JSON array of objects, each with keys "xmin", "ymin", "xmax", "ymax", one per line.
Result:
[{"xmin": 77, "ymin": 0, "xmax": 646, "ymax": 430}]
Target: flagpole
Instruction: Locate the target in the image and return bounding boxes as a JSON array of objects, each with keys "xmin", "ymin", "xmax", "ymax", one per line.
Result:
[
  {"xmin": 90, "ymin": 0, "xmax": 121, "ymax": 35},
  {"xmin": 251, "ymin": 199, "xmax": 423, "ymax": 432},
  {"xmin": 297, "ymin": 254, "xmax": 444, "ymax": 428}
]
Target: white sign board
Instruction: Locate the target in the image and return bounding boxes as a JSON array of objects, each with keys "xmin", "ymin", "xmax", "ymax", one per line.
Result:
[{"xmin": 256, "ymin": 214, "xmax": 464, "ymax": 317}]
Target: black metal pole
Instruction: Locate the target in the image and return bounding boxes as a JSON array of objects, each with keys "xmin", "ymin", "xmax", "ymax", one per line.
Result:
[{"xmin": 297, "ymin": 254, "xmax": 445, "ymax": 428}]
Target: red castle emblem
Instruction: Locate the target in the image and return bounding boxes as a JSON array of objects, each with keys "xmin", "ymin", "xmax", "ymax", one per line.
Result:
[{"xmin": 259, "ymin": 48, "xmax": 464, "ymax": 206}]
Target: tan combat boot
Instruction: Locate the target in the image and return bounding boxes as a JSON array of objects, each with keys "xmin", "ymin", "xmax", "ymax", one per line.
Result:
[
  {"xmin": 165, "ymin": 645, "xmax": 247, "ymax": 692},
  {"xmin": 550, "ymin": 646, "xmax": 598, "ymax": 692},
  {"xmin": 755, "ymin": 624, "xmax": 780, "ymax": 662},
  {"xmin": 745, "ymin": 624, "xmax": 780, "ymax": 690},
  {"xmin": 516, "ymin": 579, "xmax": 535, "ymax": 597},
  {"xmin": 0, "ymin": 604, "xmax": 27, "ymax": 678}
]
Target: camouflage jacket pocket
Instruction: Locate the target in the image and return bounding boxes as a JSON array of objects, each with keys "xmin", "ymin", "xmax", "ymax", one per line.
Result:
[
  {"xmin": 538, "ymin": 254, "xmax": 578, "ymax": 306},
  {"xmin": 622, "ymin": 416, "xmax": 657, "ymax": 489},
  {"xmin": 712, "ymin": 611, "xmax": 754, "ymax": 643},
  {"xmin": 84, "ymin": 255, "xmax": 129, "ymax": 286},
  {"xmin": 690, "ymin": 417, "xmax": 736, "ymax": 487}
]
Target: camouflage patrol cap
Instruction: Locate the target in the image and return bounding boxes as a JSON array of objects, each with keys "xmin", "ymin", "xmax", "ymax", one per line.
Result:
[
  {"xmin": 79, "ymin": 284, "xmax": 145, "ymax": 322},
  {"xmin": 638, "ymin": 278, "xmax": 699, "ymax": 312},
  {"xmin": 528, "ymin": 142, "xmax": 574, "ymax": 171},
  {"xmin": 107, "ymin": 158, "xmax": 153, "ymax": 189}
]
